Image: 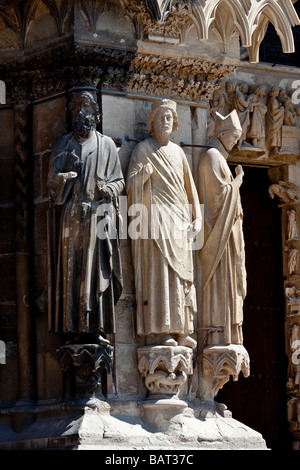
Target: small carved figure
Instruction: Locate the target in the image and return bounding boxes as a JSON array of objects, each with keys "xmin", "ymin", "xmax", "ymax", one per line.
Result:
[
  {"xmin": 127, "ymin": 99, "xmax": 202, "ymax": 349},
  {"xmin": 210, "ymin": 82, "xmax": 226, "ymax": 117},
  {"xmin": 198, "ymin": 110, "xmax": 247, "ymax": 345},
  {"xmin": 290, "ymin": 324, "xmax": 300, "ymax": 388},
  {"xmin": 288, "ymin": 209, "xmax": 299, "ymax": 240},
  {"xmin": 295, "ymin": 107, "xmax": 300, "ymax": 128},
  {"xmin": 232, "ymin": 82, "xmax": 252, "ymax": 148},
  {"xmin": 224, "ymin": 81, "xmax": 235, "ymax": 115},
  {"xmin": 247, "ymin": 84, "xmax": 267, "ymax": 148},
  {"xmin": 285, "ymin": 286, "xmax": 300, "ymax": 302},
  {"xmin": 284, "ymin": 97, "xmax": 297, "ymax": 126},
  {"xmin": 266, "ymin": 87, "xmax": 285, "ymax": 153},
  {"xmin": 207, "ymin": 82, "xmax": 226, "ymax": 138},
  {"xmin": 48, "ymin": 89, "xmax": 124, "ymax": 344},
  {"xmin": 269, "ymin": 181, "xmax": 298, "ymax": 204},
  {"xmin": 287, "ymin": 247, "xmax": 299, "ymax": 275}
]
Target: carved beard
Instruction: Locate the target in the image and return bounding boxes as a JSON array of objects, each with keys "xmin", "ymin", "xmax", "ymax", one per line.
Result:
[{"xmin": 73, "ymin": 115, "xmax": 96, "ymax": 137}]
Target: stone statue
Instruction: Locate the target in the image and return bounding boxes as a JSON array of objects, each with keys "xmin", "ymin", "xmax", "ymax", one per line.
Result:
[
  {"xmin": 284, "ymin": 97, "xmax": 297, "ymax": 126},
  {"xmin": 287, "ymin": 247, "xmax": 299, "ymax": 275},
  {"xmin": 232, "ymin": 82, "xmax": 252, "ymax": 148},
  {"xmin": 126, "ymin": 99, "xmax": 202, "ymax": 349},
  {"xmin": 247, "ymin": 84, "xmax": 267, "ymax": 148},
  {"xmin": 288, "ymin": 209, "xmax": 299, "ymax": 240},
  {"xmin": 47, "ymin": 88, "xmax": 124, "ymax": 344},
  {"xmin": 198, "ymin": 110, "xmax": 246, "ymax": 345},
  {"xmin": 224, "ymin": 81, "xmax": 236, "ymax": 115},
  {"xmin": 266, "ymin": 86, "xmax": 285, "ymax": 153}
]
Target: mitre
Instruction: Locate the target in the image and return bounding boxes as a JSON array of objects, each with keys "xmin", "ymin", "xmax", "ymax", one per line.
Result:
[{"xmin": 214, "ymin": 110, "xmax": 242, "ymax": 136}]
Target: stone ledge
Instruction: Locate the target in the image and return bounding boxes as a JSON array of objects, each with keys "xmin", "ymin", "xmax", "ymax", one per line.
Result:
[{"xmin": 0, "ymin": 398, "xmax": 268, "ymax": 450}]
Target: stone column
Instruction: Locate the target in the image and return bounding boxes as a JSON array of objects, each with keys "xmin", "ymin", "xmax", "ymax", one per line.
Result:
[{"xmin": 13, "ymin": 83, "xmax": 35, "ymax": 404}]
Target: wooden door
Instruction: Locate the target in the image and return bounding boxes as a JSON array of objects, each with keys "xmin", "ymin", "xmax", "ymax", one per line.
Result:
[{"xmin": 216, "ymin": 166, "xmax": 291, "ymax": 450}]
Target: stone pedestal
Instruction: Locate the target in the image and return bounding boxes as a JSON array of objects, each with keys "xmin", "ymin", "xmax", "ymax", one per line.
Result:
[
  {"xmin": 137, "ymin": 345, "xmax": 193, "ymax": 398},
  {"xmin": 137, "ymin": 345, "xmax": 193, "ymax": 431},
  {"xmin": 198, "ymin": 344, "xmax": 250, "ymax": 400},
  {"xmin": 59, "ymin": 343, "xmax": 113, "ymax": 406}
]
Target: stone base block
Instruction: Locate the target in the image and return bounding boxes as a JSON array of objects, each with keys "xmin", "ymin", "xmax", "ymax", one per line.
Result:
[
  {"xmin": 0, "ymin": 397, "xmax": 268, "ymax": 450},
  {"xmin": 141, "ymin": 396, "xmax": 188, "ymax": 432}
]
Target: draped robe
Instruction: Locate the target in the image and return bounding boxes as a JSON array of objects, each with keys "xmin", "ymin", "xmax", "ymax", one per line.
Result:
[
  {"xmin": 266, "ymin": 96, "xmax": 284, "ymax": 149},
  {"xmin": 126, "ymin": 138, "xmax": 200, "ymax": 337},
  {"xmin": 198, "ymin": 138, "xmax": 246, "ymax": 345},
  {"xmin": 47, "ymin": 130, "xmax": 124, "ymax": 334}
]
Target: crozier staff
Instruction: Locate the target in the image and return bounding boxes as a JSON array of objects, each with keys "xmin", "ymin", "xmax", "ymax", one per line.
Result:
[
  {"xmin": 47, "ymin": 88, "xmax": 124, "ymax": 343},
  {"xmin": 126, "ymin": 99, "xmax": 202, "ymax": 349}
]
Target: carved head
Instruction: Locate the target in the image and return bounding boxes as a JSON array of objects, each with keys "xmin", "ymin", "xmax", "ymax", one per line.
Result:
[
  {"xmin": 225, "ymin": 81, "xmax": 235, "ymax": 94},
  {"xmin": 147, "ymin": 99, "xmax": 179, "ymax": 134},
  {"xmin": 214, "ymin": 110, "xmax": 242, "ymax": 152},
  {"xmin": 269, "ymin": 87, "xmax": 280, "ymax": 97},
  {"xmin": 69, "ymin": 90, "xmax": 100, "ymax": 139}
]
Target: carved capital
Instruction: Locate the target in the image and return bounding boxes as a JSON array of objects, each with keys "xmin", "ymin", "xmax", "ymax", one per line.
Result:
[
  {"xmin": 59, "ymin": 343, "xmax": 113, "ymax": 400},
  {"xmin": 138, "ymin": 345, "xmax": 193, "ymax": 398},
  {"xmin": 200, "ymin": 345, "xmax": 250, "ymax": 400}
]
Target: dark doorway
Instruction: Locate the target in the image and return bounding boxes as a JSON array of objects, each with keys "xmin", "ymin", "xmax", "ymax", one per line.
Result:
[{"xmin": 216, "ymin": 165, "xmax": 291, "ymax": 450}]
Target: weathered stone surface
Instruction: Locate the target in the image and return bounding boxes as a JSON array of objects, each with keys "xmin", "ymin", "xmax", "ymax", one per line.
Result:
[{"xmin": 0, "ymin": 398, "xmax": 267, "ymax": 450}]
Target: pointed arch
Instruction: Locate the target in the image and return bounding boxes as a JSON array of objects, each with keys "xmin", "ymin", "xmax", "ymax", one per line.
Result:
[
  {"xmin": 186, "ymin": 3, "xmax": 209, "ymax": 40},
  {"xmin": 248, "ymin": 1, "xmax": 299, "ymax": 63},
  {"xmin": 197, "ymin": 0, "xmax": 299, "ymax": 62},
  {"xmin": 216, "ymin": 0, "xmax": 251, "ymax": 46}
]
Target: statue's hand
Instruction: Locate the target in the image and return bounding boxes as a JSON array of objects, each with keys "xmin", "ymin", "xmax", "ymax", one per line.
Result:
[
  {"xmin": 235, "ymin": 165, "xmax": 244, "ymax": 178},
  {"xmin": 144, "ymin": 163, "xmax": 153, "ymax": 178},
  {"xmin": 100, "ymin": 185, "xmax": 114, "ymax": 201},
  {"xmin": 62, "ymin": 171, "xmax": 77, "ymax": 180}
]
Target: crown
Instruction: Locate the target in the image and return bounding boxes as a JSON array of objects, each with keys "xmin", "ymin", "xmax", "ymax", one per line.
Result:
[
  {"xmin": 214, "ymin": 110, "xmax": 242, "ymax": 136},
  {"xmin": 150, "ymin": 99, "xmax": 177, "ymax": 114}
]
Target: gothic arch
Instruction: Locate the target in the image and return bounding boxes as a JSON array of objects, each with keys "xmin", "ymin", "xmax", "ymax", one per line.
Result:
[
  {"xmin": 247, "ymin": 1, "xmax": 298, "ymax": 62},
  {"xmin": 186, "ymin": 0, "xmax": 299, "ymax": 62}
]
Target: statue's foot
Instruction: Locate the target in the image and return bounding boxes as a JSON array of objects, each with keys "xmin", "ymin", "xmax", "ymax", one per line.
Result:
[
  {"xmin": 161, "ymin": 335, "xmax": 177, "ymax": 347},
  {"xmin": 177, "ymin": 334, "xmax": 197, "ymax": 349}
]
